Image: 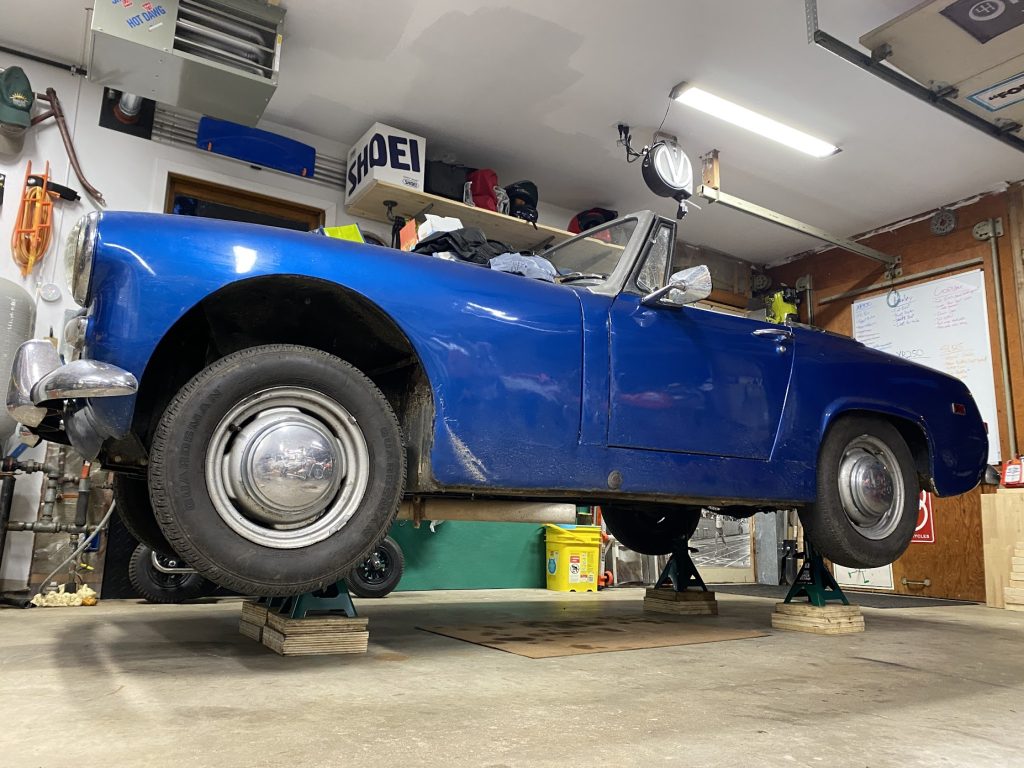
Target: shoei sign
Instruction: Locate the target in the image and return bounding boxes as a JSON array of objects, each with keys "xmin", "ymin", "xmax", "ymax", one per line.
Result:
[{"xmin": 345, "ymin": 122, "xmax": 426, "ymax": 207}]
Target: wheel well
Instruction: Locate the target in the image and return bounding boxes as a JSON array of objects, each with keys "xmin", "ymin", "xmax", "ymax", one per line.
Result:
[
  {"xmin": 130, "ymin": 275, "xmax": 435, "ymax": 483},
  {"xmin": 826, "ymin": 409, "xmax": 933, "ymax": 491}
]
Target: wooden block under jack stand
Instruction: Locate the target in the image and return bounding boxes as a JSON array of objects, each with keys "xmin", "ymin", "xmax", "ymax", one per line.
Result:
[
  {"xmin": 643, "ymin": 588, "xmax": 718, "ymax": 616},
  {"xmin": 239, "ymin": 619, "xmax": 264, "ymax": 642},
  {"xmin": 239, "ymin": 600, "xmax": 268, "ymax": 642},
  {"xmin": 241, "ymin": 600, "xmax": 269, "ymax": 626},
  {"xmin": 262, "ymin": 613, "xmax": 369, "ymax": 656},
  {"xmin": 771, "ymin": 602, "xmax": 865, "ymax": 635}
]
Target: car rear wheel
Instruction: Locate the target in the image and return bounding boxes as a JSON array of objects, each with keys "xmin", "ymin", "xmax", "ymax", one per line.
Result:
[
  {"xmin": 128, "ymin": 543, "xmax": 215, "ymax": 604},
  {"xmin": 800, "ymin": 415, "xmax": 919, "ymax": 568},
  {"xmin": 113, "ymin": 474, "xmax": 174, "ymax": 554},
  {"xmin": 601, "ymin": 505, "xmax": 701, "ymax": 555},
  {"xmin": 347, "ymin": 536, "xmax": 405, "ymax": 598},
  {"xmin": 148, "ymin": 344, "xmax": 405, "ymax": 596}
]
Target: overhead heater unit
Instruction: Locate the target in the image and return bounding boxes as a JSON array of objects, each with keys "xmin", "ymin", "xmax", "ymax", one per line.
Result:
[{"xmin": 89, "ymin": 0, "xmax": 285, "ymax": 126}]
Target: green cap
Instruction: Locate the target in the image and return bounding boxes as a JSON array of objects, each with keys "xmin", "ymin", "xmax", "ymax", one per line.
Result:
[{"xmin": 0, "ymin": 66, "xmax": 34, "ymax": 129}]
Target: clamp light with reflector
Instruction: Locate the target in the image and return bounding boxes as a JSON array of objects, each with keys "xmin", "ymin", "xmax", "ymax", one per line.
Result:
[{"xmin": 670, "ymin": 83, "xmax": 839, "ymax": 158}]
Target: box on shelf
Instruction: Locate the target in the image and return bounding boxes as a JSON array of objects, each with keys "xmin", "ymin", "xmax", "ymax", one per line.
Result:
[
  {"xmin": 418, "ymin": 214, "xmax": 463, "ymax": 241},
  {"xmin": 345, "ymin": 122, "xmax": 426, "ymax": 208}
]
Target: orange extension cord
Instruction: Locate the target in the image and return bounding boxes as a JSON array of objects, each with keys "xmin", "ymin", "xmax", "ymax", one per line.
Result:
[{"xmin": 11, "ymin": 160, "xmax": 54, "ymax": 278}]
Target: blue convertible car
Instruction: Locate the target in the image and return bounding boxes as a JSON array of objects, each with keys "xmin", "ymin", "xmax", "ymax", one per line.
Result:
[{"xmin": 7, "ymin": 210, "xmax": 987, "ymax": 594}]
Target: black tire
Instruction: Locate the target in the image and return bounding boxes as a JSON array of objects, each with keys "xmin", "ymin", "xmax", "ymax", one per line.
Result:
[
  {"xmin": 128, "ymin": 543, "xmax": 214, "ymax": 603},
  {"xmin": 148, "ymin": 344, "xmax": 405, "ymax": 596},
  {"xmin": 113, "ymin": 474, "xmax": 174, "ymax": 554},
  {"xmin": 602, "ymin": 505, "xmax": 701, "ymax": 555},
  {"xmin": 347, "ymin": 536, "xmax": 405, "ymax": 598},
  {"xmin": 799, "ymin": 415, "xmax": 919, "ymax": 569}
]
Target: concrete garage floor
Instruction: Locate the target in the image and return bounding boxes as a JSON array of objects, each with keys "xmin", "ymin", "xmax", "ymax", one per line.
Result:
[{"xmin": 2, "ymin": 589, "xmax": 1023, "ymax": 768}]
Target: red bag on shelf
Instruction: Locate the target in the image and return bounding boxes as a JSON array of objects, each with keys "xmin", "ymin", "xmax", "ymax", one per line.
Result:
[{"xmin": 466, "ymin": 169, "xmax": 499, "ymax": 211}]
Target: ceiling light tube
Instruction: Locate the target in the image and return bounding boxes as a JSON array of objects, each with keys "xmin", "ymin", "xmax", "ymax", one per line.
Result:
[{"xmin": 671, "ymin": 83, "xmax": 839, "ymax": 158}]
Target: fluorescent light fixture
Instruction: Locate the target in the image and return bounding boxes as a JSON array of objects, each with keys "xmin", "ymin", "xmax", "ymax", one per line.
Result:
[{"xmin": 671, "ymin": 83, "xmax": 839, "ymax": 158}]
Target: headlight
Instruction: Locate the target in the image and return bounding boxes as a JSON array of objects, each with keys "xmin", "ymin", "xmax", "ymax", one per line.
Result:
[{"xmin": 64, "ymin": 211, "xmax": 100, "ymax": 305}]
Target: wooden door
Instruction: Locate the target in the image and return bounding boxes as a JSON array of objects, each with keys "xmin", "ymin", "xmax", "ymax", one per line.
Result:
[{"xmin": 889, "ymin": 487, "xmax": 992, "ymax": 601}]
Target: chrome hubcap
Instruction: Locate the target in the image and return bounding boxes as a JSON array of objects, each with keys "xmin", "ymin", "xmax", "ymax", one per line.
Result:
[
  {"xmin": 206, "ymin": 387, "xmax": 369, "ymax": 549},
  {"xmin": 837, "ymin": 434, "xmax": 903, "ymax": 540}
]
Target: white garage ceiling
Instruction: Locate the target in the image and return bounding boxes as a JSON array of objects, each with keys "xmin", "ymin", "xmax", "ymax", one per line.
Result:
[{"xmin": 4, "ymin": 0, "xmax": 1024, "ymax": 264}]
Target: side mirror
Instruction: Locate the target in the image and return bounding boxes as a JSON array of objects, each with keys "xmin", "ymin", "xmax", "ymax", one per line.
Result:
[{"xmin": 641, "ymin": 265, "xmax": 712, "ymax": 308}]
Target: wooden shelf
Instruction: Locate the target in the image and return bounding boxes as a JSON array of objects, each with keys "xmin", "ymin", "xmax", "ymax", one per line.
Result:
[{"xmin": 346, "ymin": 180, "xmax": 579, "ymax": 253}]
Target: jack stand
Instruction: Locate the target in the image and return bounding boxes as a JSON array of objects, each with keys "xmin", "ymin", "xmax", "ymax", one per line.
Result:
[
  {"xmin": 782, "ymin": 543, "xmax": 848, "ymax": 607},
  {"xmin": 654, "ymin": 539, "xmax": 708, "ymax": 592},
  {"xmin": 275, "ymin": 580, "xmax": 358, "ymax": 620},
  {"xmin": 772, "ymin": 543, "xmax": 864, "ymax": 635},
  {"xmin": 644, "ymin": 537, "xmax": 717, "ymax": 616},
  {"xmin": 240, "ymin": 581, "xmax": 369, "ymax": 655}
]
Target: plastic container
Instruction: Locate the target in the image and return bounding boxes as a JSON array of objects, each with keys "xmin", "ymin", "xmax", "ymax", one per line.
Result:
[
  {"xmin": 1003, "ymin": 457, "xmax": 1024, "ymax": 487},
  {"xmin": 544, "ymin": 524, "xmax": 601, "ymax": 592}
]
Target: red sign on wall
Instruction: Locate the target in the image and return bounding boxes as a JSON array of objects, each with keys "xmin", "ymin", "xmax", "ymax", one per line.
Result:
[{"xmin": 913, "ymin": 491, "xmax": 936, "ymax": 544}]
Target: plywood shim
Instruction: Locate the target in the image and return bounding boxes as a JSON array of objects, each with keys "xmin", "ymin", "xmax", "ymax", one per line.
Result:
[
  {"xmin": 239, "ymin": 619, "xmax": 263, "ymax": 642},
  {"xmin": 262, "ymin": 627, "xmax": 369, "ymax": 656},
  {"xmin": 643, "ymin": 588, "xmax": 718, "ymax": 616},
  {"xmin": 240, "ymin": 601, "xmax": 268, "ymax": 626},
  {"xmin": 771, "ymin": 602, "xmax": 865, "ymax": 635}
]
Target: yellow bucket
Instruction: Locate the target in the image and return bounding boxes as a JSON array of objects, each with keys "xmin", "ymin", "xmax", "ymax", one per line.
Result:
[{"xmin": 544, "ymin": 525, "xmax": 601, "ymax": 592}]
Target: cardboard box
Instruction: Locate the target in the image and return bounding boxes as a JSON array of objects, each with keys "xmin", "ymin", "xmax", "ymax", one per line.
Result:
[{"xmin": 345, "ymin": 122, "xmax": 426, "ymax": 207}]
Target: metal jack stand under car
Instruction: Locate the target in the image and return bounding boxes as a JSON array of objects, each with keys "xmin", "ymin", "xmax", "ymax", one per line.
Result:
[
  {"xmin": 771, "ymin": 543, "xmax": 865, "ymax": 635},
  {"xmin": 643, "ymin": 537, "xmax": 718, "ymax": 616},
  {"xmin": 238, "ymin": 580, "xmax": 370, "ymax": 656}
]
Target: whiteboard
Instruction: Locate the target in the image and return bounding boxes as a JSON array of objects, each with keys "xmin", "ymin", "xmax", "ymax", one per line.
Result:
[{"xmin": 852, "ymin": 269, "xmax": 1000, "ymax": 463}]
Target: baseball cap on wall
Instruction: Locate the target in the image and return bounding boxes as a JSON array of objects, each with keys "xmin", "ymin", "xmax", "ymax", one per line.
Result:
[{"xmin": 0, "ymin": 66, "xmax": 34, "ymax": 155}]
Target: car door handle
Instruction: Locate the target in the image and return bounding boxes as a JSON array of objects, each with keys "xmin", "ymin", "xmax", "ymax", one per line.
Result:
[{"xmin": 752, "ymin": 327, "xmax": 793, "ymax": 342}]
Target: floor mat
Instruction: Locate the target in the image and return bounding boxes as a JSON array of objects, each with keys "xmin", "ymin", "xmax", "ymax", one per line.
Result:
[
  {"xmin": 419, "ymin": 616, "xmax": 767, "ymax": 658},
  {"xmin": 710, "ymin": 584, "xmax": 977, "ymax": 609}
]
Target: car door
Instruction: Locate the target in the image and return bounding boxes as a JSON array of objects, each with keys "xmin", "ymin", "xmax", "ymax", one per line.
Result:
[{"xmin": 607, "ymin": 221, "xmax": 795, "ymax": 460}]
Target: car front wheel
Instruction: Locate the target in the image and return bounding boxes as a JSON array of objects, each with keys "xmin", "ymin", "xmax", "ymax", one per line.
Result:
[
  {"xmin": 148, "ymin": 344, "xmax": 405, "ymax": 596},
  {"xmin": 800, "ymin": 415, "xmax": 919, "ymax": 569}
]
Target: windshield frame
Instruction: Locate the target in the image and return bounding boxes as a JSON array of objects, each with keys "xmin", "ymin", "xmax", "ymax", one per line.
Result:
[{"xmin": 540, "ymin": 211, "xmax": 658, "ymax": 297}]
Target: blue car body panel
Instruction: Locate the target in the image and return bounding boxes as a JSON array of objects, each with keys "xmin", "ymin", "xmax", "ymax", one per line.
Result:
[{"xmin": 81, "ymin": 213, "xmax": 987, "ymax": 504}]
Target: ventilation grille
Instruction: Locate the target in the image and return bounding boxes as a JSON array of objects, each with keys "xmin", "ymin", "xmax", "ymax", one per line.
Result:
[
  {"xmin": 173, "ymin": 0, "xmax": 280, "ymax": 81},
  {"xmin": 152, "ymin": 107, "xmax": 347, "ymax": 189}
]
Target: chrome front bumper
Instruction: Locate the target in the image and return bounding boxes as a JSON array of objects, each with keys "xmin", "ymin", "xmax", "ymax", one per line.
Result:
[{"xmin": 6, "ymin": 340, "xmax": 138, "ymax": 454}]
